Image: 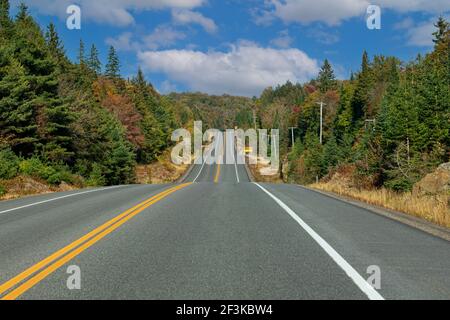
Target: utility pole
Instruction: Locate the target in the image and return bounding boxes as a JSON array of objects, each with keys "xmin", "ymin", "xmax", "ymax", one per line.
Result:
[
  {"xmin": 316, "ymin": 101, "xmax": 327, "ymax": 144},
  {"xmin": 288, "ymin": 127, "xmax": 297, "ymax": 148}
]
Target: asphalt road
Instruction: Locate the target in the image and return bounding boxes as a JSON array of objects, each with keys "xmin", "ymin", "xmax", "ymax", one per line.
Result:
[{"xmin": 0, "ymin": 143, "xmax": 449, "ymax": 300}]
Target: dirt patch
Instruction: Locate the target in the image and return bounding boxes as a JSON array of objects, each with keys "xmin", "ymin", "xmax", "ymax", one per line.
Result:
[
  {"xmin": 135, "ymin": 152, "xmax": 190, "ymax": 184},
  {"xmin": 247, "ymin": 157, "xmax": 283, "ymax": 184},
  {"xmin": 0, "ymin": 175, "xmax": 78, "ymax": 201}
]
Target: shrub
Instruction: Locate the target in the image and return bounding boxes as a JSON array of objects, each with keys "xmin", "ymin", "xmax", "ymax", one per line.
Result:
[
  {"xmin": 19, "ymin": 157, "xmax": 75, "ymax": 185},
  {"xmin": 0, "ymin": 149, "xmax": 19, "ymax": 180},
  {"xmin": 0, "ymin": 184, "xmax": 6, "ymax": 197},
  {"xmin": 86, "ymin": 163, "xmax": 106, "ymax": 187}
]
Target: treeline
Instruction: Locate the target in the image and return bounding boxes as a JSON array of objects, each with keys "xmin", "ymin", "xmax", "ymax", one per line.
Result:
[
  {"xmin": 257, "ymin": 17, "xmax": 449, "ymax": 191},
  {"xmin": 0, "ymin": 1, "xmax": 193, "ymax": 190},
  {"xmin": 168, "ymin": 92, "xmax": 254, "ymax": 130}
]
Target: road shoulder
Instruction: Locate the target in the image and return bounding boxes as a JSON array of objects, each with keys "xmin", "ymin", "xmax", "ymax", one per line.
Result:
[{"xmin": 298, "ymin": 185, "xmax": 450, "ymax": 242}]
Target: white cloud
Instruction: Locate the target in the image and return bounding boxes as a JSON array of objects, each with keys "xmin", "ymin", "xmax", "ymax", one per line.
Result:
[
  {"xmin": 400, "ymin": 16, "xmax": 450, "ymax": 47},
  {"xmin": 144, "ymin": 26, "xmax": 187, "ymax": 50},
  {"xmin": 172, "ymin": 9, "xmax": 218, "ymax": 33},
  {"xmin": 270, "ymin": 30, "xmax": 294, "ymax": 48},
  {"xmin": 394, "ymin": 17, "xmax": 415, "ymax": 30},
  {"xmin": 159, "ymin": 80, "xmax": 178, "ymax": 93},
  {"xmin": 16, "ymin": 0, "xmax": 206, "ymax": 26},
  {"xmin": 106, "ymin": 32, "xmax": 140, "ymax": 51},
  {"xmin": 106, "ymin": 25, "xmax": 186, "ymax": 51},
  {"xmin": 260, "ymin": 0, "xmax": 449, "ymax": 26},
  {"xmin": 137, "ymin": 43, "xmax": 319, "ymax": 96},
  {"xmin": 307, "ymin": 29, "xmax": 340, "ymax": 45}
]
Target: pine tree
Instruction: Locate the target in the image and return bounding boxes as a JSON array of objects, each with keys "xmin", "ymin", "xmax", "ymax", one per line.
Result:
[
  {"xmin": 135, "ymin": 67, "xmax": 146, "ymax": 87},
  {"xmin": 351, "ymin": 51, "xmax": 372, "ymax": 123},
  {"xmin": 105, "ymin": 46, "xmax": 120, "ymax": 79},
  {"xmin": 333, "ymin": 83, "xmax": 354, "ymax": 142},
  {"xmin": 45, "ymin": 23, "xmax": 65, "ymax": 65},
  {"xmin": 0, "ymin": 0, "xmax": 11, "ymax": 34},
  {"xmin": 15, "ymin": 2, "xmax": 28, "ymax": 21},
  {"xmin": 432, "ymin": 16, "xmax": 449, "ymax": 46},
  {"xmin": 78, "ymin": 39, "xmax": 85, "ymax": 65},
  {"xmin": 130, "ymin": 68, "xmax": 167, "ymax": 162},
  {"xmin": 317, "ymin": 59, "xmax": 337, "ymax": 93},
  {"xmin": 87, "ymin": 44, "xmax": 101, "ymax": 74},
  {"xmin": 11, "ymin": 7, "xmax": 74, "ymax": 160}
]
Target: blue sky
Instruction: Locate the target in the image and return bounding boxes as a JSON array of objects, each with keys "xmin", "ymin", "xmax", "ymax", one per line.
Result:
[{"xmin": 13, "ymin": 0, "xmax": 450, "ymax": 97}]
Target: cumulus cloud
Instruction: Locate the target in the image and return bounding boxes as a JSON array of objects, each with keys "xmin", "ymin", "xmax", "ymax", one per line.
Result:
[
  {"xmin": 15, "ymin": 0, "xmax": 205, "ymax": 26},
  {"xmin": 270, "ymin": 30, "xmax": 294, "ymax": 48},
  {"xmin": 106, "ymin": 26, "xmax": 186, "ymax": 51},
  {"xmin": 172, "ymin": 9, "xmax": 218, "ymax": 33},
  {"xmin": 144, "ymin": 26, "xmax": 187, "ymax": 50},
  {"xmin": 137, "ymin": 43, "xmax": 319, "ymax": 96},
  {"xmin": 260, "ymin": 0, "xmax": 449, "ymax": 26},
  {"xmin": 106, "ymin": 32, "xmax": 140, "ymax": 51},
  {"xmin": 307, "ymin": 29, "xmax": 340, "ymax": 45},
  {"xmin": 396, "ymin": 16, "xmax": 450, "ymax": 47}
]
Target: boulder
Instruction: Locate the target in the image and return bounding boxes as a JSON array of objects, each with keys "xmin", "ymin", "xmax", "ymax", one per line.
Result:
[{"xmin": 413, "ymin": 163, "xmax": 450, "ymax": 196}]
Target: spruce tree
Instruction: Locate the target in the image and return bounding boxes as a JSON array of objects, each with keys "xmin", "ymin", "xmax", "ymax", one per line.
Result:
[
  {"xmin": 432, "ymin": 16, "xmax": 449, "ymax": 47},
  {"xmin": 87, "ymin": 44, "xmax": 101, "ymax": 74},
  {"xmin": 0, "ymin": 0, "xmax": 11, "ymax": 34},
  {"xmin": 11, "ymin": 7, "xmax": 74, "ymax": 160},
  {"xmin": 351, "ymin": 51, "xmax": 372, "ymax": 123},
  {"xmin": 78, "ymin": 39, "xmax": 85, "ymax": 65},
  {"xmin": 15, "ymin": 2, "xmax": 28, "ymax": 21},
  {"xmin": 317, "ymin": 59, "xmax": 337, "ymax": 93},
  {"xmin": 105, "ymin": 46, "xmax": 120, "ymax": 79},
  {"xmin": 45, "ymin": 23, "xmax": 65, "ymax": 65}
]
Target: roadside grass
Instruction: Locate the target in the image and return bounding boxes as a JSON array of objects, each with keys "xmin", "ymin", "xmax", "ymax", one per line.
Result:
[{"xmin": 310, "ymin": 182, "xmax": 450, "ymax": 229}]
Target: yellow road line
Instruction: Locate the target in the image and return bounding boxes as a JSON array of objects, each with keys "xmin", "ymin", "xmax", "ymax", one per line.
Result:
[
  {"xmin": 214, "ymin": 134, "xmax": 224, "ymax": 183},
  {"xmin": 0, "ymin": 183, "xmax": 191, "ymax": 300},
  {"xmin": 214, "ymin": 162, "xmax": 221, "ymax": 183}
]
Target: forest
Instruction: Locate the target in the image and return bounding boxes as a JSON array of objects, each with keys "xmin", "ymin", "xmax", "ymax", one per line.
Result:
[
  {"xmin": 0, "ymin": 0, "xmax": 448, "ymax": 203},
  {"xmin": 256, "ymin": 17, "xmax": 449, "ymax": 194},
  {"xmin": 0, "ymin": 2, "xmax": 192, "ymax": 193}
]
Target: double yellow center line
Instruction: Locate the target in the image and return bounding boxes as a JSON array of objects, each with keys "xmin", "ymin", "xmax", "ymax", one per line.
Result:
[{"xmin": 0, "ymin": 183, "xmax": 191, "ymax": 300}]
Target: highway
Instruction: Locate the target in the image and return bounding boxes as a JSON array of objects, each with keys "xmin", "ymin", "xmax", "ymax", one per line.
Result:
[{"xmin": 0, "ymin": 140, "xmax": 449, "ymax": 300}]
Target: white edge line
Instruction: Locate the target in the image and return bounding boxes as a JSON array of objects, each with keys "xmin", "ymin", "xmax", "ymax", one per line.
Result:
[
  {"xmin": 0, "ymin": 186, "xmax": 125, "ymax": 215},
  {"xmin": 193, "ymin": 147, "xmax": 210, "ymax": 183},
  {"xmin": 253, "ymin": 183, "xmax": 385, "ymax": 301}
]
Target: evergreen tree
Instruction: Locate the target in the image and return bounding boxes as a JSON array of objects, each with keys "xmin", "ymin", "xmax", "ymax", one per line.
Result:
[
  {"xmin": 323, "ymin": 134, "xmax": 341, "ymax": 168},
  {"xmin": 317, "ymin": 59, "xmax": 337, "ymax": 93},
  {"xmin": 0, "ymin": 0, "xmax": 11, "ymax": 35},
  {"xmin": 45, "ymin": 23, "xmax": 65, "ymax": 65},
  {"xmin": 432, "ymin": 16, "xmax": 449, "ymax": 46},
  {"xmin": 78, "ymin": 39, "xmax": 85, "ymax": 65},
  {"xmin": 333, "ymin": 83, "xmax": 354, "ymax": 143},
  {"xmin": 130, "ymin": 68, "xmax": 167, "ymax": 162},
  {"xmin": 15, "ymin": 2, "xmax": 27, "ymax": 21},
  {"xmin": 105, "ymin": 46, "xmax": 120, "ymax": 79},
  {"xmin": 87, "ymin": 44, "xmax": 101, "ymax": 74},
  {"xmin": 11, "ymin": 6, "xmax": 74, "ymax": 160},
  {"xmin": 351, "ymin": 51, "xmax": 372, "ymax": 124}
]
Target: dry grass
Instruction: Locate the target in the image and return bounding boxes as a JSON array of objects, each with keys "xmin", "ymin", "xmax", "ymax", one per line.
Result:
[
  {"xmin": 0, "ymin": 175, "xmax": 77, "ymax": 201},
  {"xmin": 311, "ymin": 182, "xmax": 450, "ymax": 228},
  {"xmin": 135, "ymin": 151, "xmax": 190, "ymax": 184}
]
